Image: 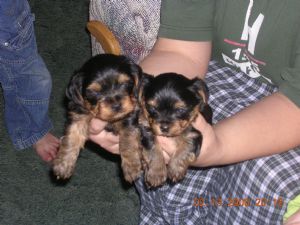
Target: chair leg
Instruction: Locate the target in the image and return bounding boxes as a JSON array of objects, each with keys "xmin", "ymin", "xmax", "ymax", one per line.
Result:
[{"xmin": 87, "ymin": 20, "xmax": 121, "ymax": 55}]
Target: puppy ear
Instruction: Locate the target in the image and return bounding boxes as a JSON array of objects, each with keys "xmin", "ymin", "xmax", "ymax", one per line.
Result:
[
  {"xmin": 131, "ymin": 62, "xmax": 143, "ymax": 87},
  {"xmin": 119, "ymin": 56, "xmax": 142, "ymax": 96},
  {"xmin": 138, "ymin": 73, "xmax": 154, "ymax": 120},
  {"xmin": 190, "ymin": 78, "xmax": 213, "ymax": 124},
  {"xmin": 190, "ymin": 77, "xmax": 209, "ymax": 104},
  {"xmin": 138, "ymin": 73, "xmax": 153, "ymax": 103},
  {"xmin": 200, "ymin": 104, "xmax": 213, "ymax": 125},
  {"xmin": 128, "ymin": 62, "xmax": 143, "ymax": 99},
  {"xmin": 66, "ymin": 71, "xmax": 88, "ymax": 114}
]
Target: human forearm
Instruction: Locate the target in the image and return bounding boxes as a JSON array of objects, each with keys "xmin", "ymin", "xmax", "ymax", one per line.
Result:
[
  {"xmin": 140, "ymin": 38, "xmax": 211, "ymax": 78},
  {"xmin": 195, "ymin": 92, "xmax": 300, "ymax": 166}
]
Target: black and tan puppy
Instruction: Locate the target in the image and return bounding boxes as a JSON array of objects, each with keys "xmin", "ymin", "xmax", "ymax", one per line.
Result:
[
  {"xmin": 139, "ymin": 73, "xmax": 212, "ymax": 187},
  {"xmin": 53, "ymin": 54, "xmax": 143, "ymax": 182}
]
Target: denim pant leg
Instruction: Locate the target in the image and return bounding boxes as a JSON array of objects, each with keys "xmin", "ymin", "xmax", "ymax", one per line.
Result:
[{"xmin": 0, "ymin": 0, "xmax": 53, "ymax": 149}]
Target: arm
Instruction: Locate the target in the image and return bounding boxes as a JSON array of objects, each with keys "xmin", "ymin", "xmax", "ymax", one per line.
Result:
[
  {"xmin": 190, "ymin": 92, "xmax": 300, "ymax": 167},
  {"xmin": 192, "ymin": 30, "xmax": 300, "ymax": 166},
  {"xmin": 90, "ymin": 37, "xmax": 300, "ymax": 164},
  {"xmin": 140, "ymin": 37, "xmax": 211, "ymax": 78},
  {"xmin": 142, "ymin": 38, "xmax": 300, "ymax": 167}
]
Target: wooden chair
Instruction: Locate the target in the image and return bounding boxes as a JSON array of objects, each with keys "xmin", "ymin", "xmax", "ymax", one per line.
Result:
[{"xmin": 86, "ymin": 20, "xmax": 121, "ymax": 55}]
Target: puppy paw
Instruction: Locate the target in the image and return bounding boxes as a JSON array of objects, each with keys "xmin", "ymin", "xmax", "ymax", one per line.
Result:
[
  {"xmin": 167, "ymin": 152, "xmax": 196, "ymax": 183},
  {"xmin": 52, "ymin": 157, "xmax": 76, "ymax": 180},
  {"xmin": 122, "ymin": 160, "xmax": 142, "ymax": 183},
  {"xmin": 144, "ymin": 161, "xmax": 167, "ymax": 188},
  {"xmin": 52, "ymin": 146, "xmax": 79, "ymax": 180}
]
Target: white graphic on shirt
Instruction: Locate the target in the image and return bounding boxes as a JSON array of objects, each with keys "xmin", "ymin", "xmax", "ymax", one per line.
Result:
[
  {"xmin": 222, "ymin": 0, "xmax": 271, "ymax": 82},
  {"xmin": 223, "ymin": 53, "xmax": 260, "ymax": 78},
  {"xmin": 242, "ymin": 13, "xmax": 264, "ymax": 55}
]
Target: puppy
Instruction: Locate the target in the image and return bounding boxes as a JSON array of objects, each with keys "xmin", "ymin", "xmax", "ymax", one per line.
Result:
[
  {"xmin": 139, "ymin": 73, "xmax": 212, "ymax": 187},
  {"xmin": 53, "ymin": 54, "xmax": 143, "ymax": 182}
]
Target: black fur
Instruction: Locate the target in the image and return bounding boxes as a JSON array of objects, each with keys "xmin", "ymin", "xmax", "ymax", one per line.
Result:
[
  {"xmin": 142, "ymin": 73, "xmax": 212, "ymax": 127},
  {"xmin": 139, "ymin": 73, "xmax": 213, "ymax": 185},
  {"xmin": 66, "ymin": 54, "xmax": 142, "ymax": 116}
]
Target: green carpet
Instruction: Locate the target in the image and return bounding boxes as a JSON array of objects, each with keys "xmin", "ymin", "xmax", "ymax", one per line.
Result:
[{"xmin": 0, "ymin": 1, "xmax": 140, "ymax": 224}]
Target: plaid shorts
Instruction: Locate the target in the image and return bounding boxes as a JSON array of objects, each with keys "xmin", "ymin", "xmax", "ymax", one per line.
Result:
[{"xmin": 135, "ymin": 61, "xmax": 300, "ymax": 225}]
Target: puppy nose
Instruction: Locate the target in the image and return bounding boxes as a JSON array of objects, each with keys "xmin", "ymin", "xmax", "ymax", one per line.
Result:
[
  {"xmin": 111, "ymin": 103, "xmax": 121, "ymax": 112},
  {"xmin": 160, "ymin": 123, "xmax": 169, "ymax": 133}
]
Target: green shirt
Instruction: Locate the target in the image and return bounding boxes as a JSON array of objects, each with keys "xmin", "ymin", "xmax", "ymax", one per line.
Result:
[{"xmin": 159, "ymin": 0, "xmax": 300, "ymax": 107}]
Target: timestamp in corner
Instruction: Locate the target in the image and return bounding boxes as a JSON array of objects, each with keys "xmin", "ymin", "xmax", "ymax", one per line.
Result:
[{"xmin": 192, "ymin": 196, "xmax": 284, "ymax": 208}]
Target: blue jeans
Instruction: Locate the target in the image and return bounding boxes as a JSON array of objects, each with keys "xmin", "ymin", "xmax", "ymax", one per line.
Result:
[{"xmin": 0, "ymin": 0, "xmax": 53, "ymax": 149}]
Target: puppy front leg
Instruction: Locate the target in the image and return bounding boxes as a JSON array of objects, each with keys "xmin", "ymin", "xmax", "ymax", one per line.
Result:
[
  {"xmin": 141, "ymin": 131, "xmax": 167, "ymax": 188},
  {"xmin": 168, "ymin": 129, "xmax": 202, "ymax": 183},
  {"xmin": 53, "ymin": 114, "xmax": 91, "ymax": 179},
  {"xmin": 143, "ymin": 144, "xmax": 167, "ymax": 188},
  {"xmin": 119, "ymin": 127, "xmax": 143, "ymax": 183}
]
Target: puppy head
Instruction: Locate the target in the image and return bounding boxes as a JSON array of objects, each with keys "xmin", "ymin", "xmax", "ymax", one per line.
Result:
[
  {"xmin": 66, "ymin": 54, "xmax": 142, "ymax": 122},
  {"xmin": 140, "ymin": 73, "xmax": 210, "ymax": 136}
]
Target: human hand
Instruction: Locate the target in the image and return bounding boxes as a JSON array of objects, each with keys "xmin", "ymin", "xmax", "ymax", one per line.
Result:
[{"xmin": 88, "ymin": 118, "xmax": 120, "ymax": 154}]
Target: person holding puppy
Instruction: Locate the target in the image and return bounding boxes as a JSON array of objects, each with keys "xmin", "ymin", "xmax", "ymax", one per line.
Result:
[{"xmin": 89, "ymin": 0, "xmax": 300, "ymax": 224}]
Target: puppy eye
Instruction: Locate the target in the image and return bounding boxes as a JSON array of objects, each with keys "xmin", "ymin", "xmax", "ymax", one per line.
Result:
[
  {"xmin": 175, "ymin": 108, "xmax": 190, "ymax": 119},
  {"xmin": 121, "ymin": 80, "xmax": 133, "ymax": 89},
  {"xmin": 147, "ymin": 105, "xmax": 155, "ymax": 112},
  {"xmin": 175, "ymin": 108, "xmax": 187, "ymax": 114},
  {"xmin": 95, "ymin": 92, "xmax": 102, "ymax": 97},
  {"xmin": 115, "ymin": 95, "xmax": 122, "ymax": 101},
  {"xmin": 146, "ymin": 105, "xmax": 157, "ymax": 116},
  {"xmin": 85, "ymin": 89, "xmax": 97, "ymax": 98}
]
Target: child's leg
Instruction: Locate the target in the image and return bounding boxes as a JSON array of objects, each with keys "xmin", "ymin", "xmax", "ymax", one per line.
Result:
[{"xmin": 0, "ymin": 0, "xmax": 59, "ymax": 161}]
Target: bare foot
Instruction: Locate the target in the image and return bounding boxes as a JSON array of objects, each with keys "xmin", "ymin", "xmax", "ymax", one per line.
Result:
[{"xmin": 33, "ymin": 133, "xmax": 60, "ymax": 162}]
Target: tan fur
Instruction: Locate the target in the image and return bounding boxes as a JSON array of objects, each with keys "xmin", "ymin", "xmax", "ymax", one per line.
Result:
[
  {"xmin": 142, "ymin": 137, "xmax": 167, "ymax": 188},
  {"xmin": 167, "ymin": 134, "xmax": 197, "ymax": 182},
  {"xmin": 199, "ymin": 89, "xmax": 208, "ymax": 104},
  {"xmin": 87, "ymin": 82, "xmax": 102, "ymax": 92},
  {"xmin": 147, "ymin": 99, "xmax": 157, "ymax": 107},
  {"xmin": 117, "ymin": 122, "xmax": 143, "ymax": 183},
  {"xmin": 140, "ymin": 99, "xmax": 201, "ymax": 185},
  {"xmin": 174, "ymin": 101, "xmax": 186, "ymax": 108},
  {"xmin": 95, "ymin": 96, "xmax": 135, "ymax": 122},
  {"xmin": 117, "ymin": 73, "xmax": 130, "ymax": 83},
  {"xmin": 53, "ymin": 55, "xmax": 143, "ymax": 183},
  {"xmin": 150, "ymin": 107, "xmax": 199, "ymax": 136},
  {"xmin": 53, "ymin": 113, "xmax": 92, "ymax": 179}
]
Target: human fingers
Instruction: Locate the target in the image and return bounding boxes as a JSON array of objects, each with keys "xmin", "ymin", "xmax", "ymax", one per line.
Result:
[
  {"xmin": 192, "ymin": 113, "xmax": 210, "ymax": 131},
  {"xmin": 48, "ymin": 146, "xmax": 58, "ymax": 160},
  {"xmin": 156, "ymin": 136, "xmax": 176, "ymax": 163},
  {"xmin": 89, "ymin": 118, "xmax": 108, "ymax": 134},
  {"xmin": 89, "ymin": 130, "xmax": 120, "ymax": 154}
]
